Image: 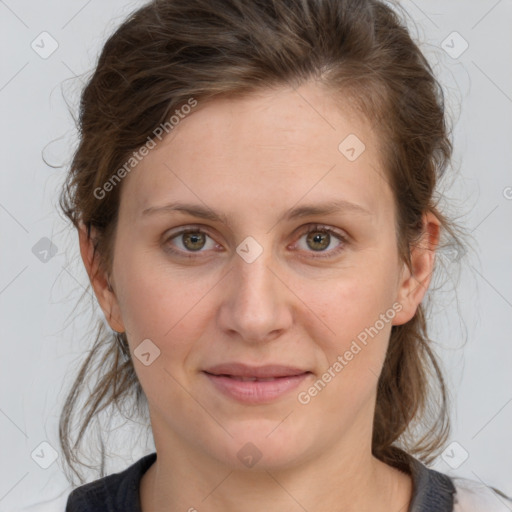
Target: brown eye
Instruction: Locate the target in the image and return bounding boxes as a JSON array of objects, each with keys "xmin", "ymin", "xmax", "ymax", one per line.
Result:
[
  {"xmin": 293, "ymin": 224, "xmax": 348, "ymax": 259},
  {"xmin": 306, "ymin": 231, "xmax": 331, "ymax": 251},
  {"xmin": 164, "ymin": 227, "xmax": 219, "ymax": 257},
  {"xmin": 182, "ymin": 231, "xmax": 206, "ymax": 251}
]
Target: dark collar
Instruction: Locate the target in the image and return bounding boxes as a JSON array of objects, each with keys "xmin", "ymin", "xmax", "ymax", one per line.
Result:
[
  {"xmin": 399, "ymin": 453, "xmax": 456, "ymax": 511},
  {"xmin": 66, "ymin": 451, "xmax": 455, "ymax": 511}
]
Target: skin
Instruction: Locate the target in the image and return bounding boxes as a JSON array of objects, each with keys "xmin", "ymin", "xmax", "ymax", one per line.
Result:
[{"xmin": 80, "ymin": 82, "xmax": 440, "ymax": 511}]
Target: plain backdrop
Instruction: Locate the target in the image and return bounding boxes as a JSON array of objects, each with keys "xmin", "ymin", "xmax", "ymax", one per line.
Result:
[{"xmin": 1, "ymin": 0, "xmax": 511, "ymax": 510}]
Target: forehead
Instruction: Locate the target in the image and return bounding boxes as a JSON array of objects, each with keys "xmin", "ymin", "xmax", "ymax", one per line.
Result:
[{"xmin": 119, "ymin": 83, "xmax": 393, "ymax": 223}]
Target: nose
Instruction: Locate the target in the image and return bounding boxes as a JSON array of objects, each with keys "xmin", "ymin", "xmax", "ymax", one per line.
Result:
[{"xmin": 216, "ymin": 245, "xmax": 294, "ymax": 344}]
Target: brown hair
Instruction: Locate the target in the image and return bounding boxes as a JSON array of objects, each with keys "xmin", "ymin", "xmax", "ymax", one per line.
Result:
[{"xmin": 59, "ymin": 0, "xmax": 466, "ymax": 484}]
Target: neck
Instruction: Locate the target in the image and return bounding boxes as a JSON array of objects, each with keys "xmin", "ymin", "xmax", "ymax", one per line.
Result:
[{"xmin": 140, "ymin": 429, "xmax": 412, "ymax": 512}]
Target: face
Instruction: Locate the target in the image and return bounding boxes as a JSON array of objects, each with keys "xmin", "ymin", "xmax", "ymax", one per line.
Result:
[{"xmin": 83, "ymin": 82, "xmax": 435, "ymax": 471}]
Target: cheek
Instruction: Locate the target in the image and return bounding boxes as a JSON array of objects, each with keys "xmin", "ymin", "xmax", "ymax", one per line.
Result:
[
  {"xmin": 299, "ymin": 280, "xmax": 396, "ymax": 423},
  {"xmin": 299, "ymin": 257, "xmax": 399, "ymax": 388},
  {"xmin": 305, "ymin": 265, "xmax": 398, "ymax": 340},
  {"xmin": 113, "ymin": 250, "xmax": 217, "ymax": 352},
  {"xmin": 113, "ymin": 256, "xmax": 215, "ymax": 412}
]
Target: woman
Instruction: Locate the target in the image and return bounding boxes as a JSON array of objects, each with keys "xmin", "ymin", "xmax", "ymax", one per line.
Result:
[{"xmin": 58, "ymin": 0, "xmax": 511, "ymax": 510}]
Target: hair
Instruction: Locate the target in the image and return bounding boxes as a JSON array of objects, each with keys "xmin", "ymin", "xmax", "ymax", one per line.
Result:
[{"xmin": 59, "ymin": 0, "xmax": 467, "ymax": 485}]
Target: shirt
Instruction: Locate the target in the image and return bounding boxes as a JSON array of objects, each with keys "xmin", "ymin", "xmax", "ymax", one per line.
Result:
[{"xmin": 61, "ymin": 451, "xmax": 511, "ymax": 512}]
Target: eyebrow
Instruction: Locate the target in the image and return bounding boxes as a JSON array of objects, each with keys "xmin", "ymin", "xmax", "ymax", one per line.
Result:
[{"xmin": 141, "ymin": 199, "xmax": 372, "ymax": 225}]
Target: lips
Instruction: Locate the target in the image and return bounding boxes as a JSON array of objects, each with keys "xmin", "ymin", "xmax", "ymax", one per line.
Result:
[
  {"xmin": 203, "ymin": 362, "xmax": 309, "ymax": 379},
  {"xmin": 203, "ymin": 363, "xmax": 312, "ymax": 404}
]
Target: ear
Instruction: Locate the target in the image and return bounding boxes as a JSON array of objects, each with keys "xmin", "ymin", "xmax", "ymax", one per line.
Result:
[
  {"xmin": 392, "ymin": 211, "xmax": 440, "ymax": 326},
  {"xmin": 78, "ymin": 222, "xmax": 125, "ymax": 333}
]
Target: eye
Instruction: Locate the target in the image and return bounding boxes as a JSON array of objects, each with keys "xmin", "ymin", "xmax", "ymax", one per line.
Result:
[
  {"xmin": 163, "ymin": 223, "xmax": 348, "ymax": 260},
  {"xmin": 292, "ymin": 224, "xmax": 348, "ymax": 258},
  {"xmin": 164, "ymin": 227, "xmax": 220, "ymax": 257}
]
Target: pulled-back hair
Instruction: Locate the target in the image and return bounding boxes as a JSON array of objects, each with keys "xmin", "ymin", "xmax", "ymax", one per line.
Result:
[{"xmin": 59, "ymin": 0, "xmax": 465, "ymax": 484}]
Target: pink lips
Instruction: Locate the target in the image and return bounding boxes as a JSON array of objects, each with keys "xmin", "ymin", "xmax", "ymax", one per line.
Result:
[{"xmin": 203, "ymin": 363, "xmax": 311, "ymax": 404}]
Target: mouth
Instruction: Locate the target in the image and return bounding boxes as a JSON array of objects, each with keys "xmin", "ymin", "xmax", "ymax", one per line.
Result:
[
  {"xmin": 209, "ymin": 376, "xmax": 291, "ymax": 382},
  {"xmin": 202, "ymin": 363, "xmax": 312, "ymax": 403},
  {"xmin": 204, "ymin": 362, "xmax": 310, "ymax": 379}
]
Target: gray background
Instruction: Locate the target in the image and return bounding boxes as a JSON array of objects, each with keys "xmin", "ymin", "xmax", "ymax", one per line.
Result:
[{"xmin": 1, "ymin": 0, "xmax": 511, "ymax": 510}]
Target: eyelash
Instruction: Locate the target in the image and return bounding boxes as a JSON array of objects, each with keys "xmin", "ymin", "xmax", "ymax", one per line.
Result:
[{"xmin": 163, "ymin": 224, "xmax": 348, "ymax": 260}]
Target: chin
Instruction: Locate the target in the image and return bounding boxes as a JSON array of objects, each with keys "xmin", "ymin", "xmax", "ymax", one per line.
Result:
[{"xmin": 201, "ymin": 419, "xmax": 318, "ymax": 471}]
